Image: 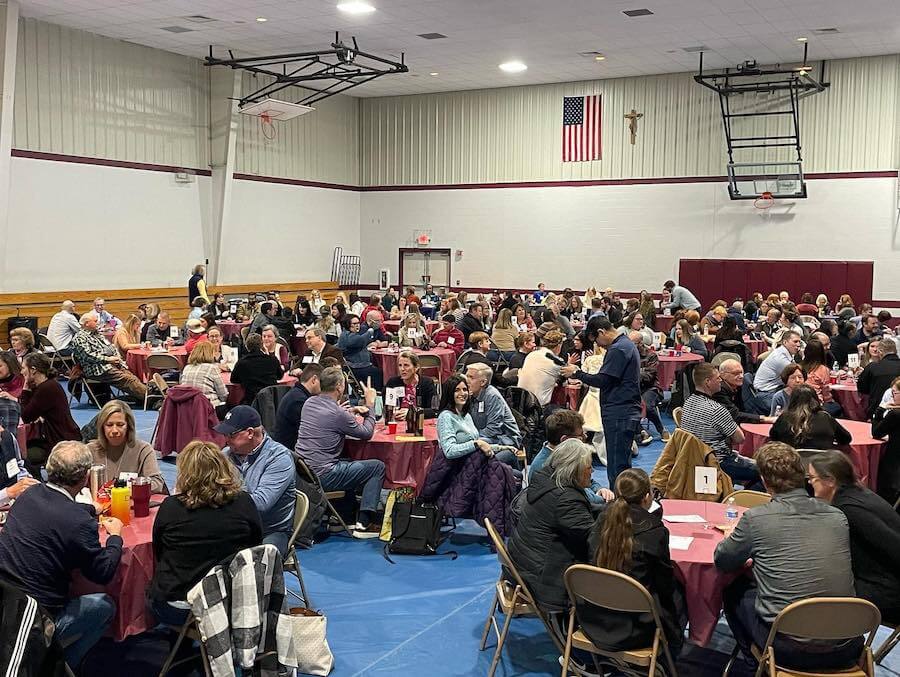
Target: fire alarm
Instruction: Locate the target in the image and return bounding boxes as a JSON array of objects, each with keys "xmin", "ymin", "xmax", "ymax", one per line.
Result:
[{"xmin": 416, "ymin": 233, "xmax": 431, "ymax": 247}]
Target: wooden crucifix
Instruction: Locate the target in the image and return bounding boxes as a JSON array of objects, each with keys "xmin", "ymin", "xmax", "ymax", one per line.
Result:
[{"xmin": 624, "ymin": 108, "xmax": 643, "ymax": 144}]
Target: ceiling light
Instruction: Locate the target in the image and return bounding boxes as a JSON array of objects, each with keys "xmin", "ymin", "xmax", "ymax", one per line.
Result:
[
  {"xmin": 255, "ymin": 17, "xmax": 267, "ymax": 22},
  {"xmin": 623, "ymin": 8, "xmax": 654, "ymax": 17},
  {"xmin": 797, "ymin": 36, "xmax": 808, "ymax": 42},
  {"xmin": 499, "ymin": 61, "xmax": 527, "ymax": 73},
  {"xmin": 429, "ymin": 72, "xmax": 439, "ymax": 76},
  {"xmin": 337, "ymin": 1, "xmax": 376, "ymax": 14},
  {"xmin": 594, "ymin": 54, "xmax": 606, "ymax": 61}
]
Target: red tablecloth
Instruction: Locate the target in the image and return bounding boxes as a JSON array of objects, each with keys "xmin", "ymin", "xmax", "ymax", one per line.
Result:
[
  {"xmin": 830, "ymin": 382, "xmax": 869, "ymax": 422},
  {"xmin": 216, "ymin": 320, "xmax": 250, "ymax": 340},
  {"xmin": 126, "ymin": 346, "xmax": 188, "ymax": 383},
  {"xmin": 344, "ymin": 420, "xmax": 438, "ymax": 493},
  {"xmin": 221, "ymin": 372, "xmax": 296, "ymax": 406},
  {"xmin": 657, "ymin": 352, "xmax": 705, "ymax": 391},
  {"xmin": 70, "ymin": 506, "xmax": 159, "ymax": 641},
  {"xmin": 738, "ymin": 420, "xmax": 886, "ymax": 489},
  {"xmin": 382, "ymin": 319, "xmax": 440, "ymax": 335},
  {"xmin": 654, "ymin": 315, "xmax": 675, "ymax": 333},
  {"xmin": 370, "ymin": 347, "xmax": 456, "ymax": 383},
  {"xmin": 290, "ymin": 332, "xmax": 307, "ymax": 357},
  {"xmin": 551, "ymin": 383, "xmax": 582, "ymax": 410},
  {"xmin": 662, "ymin": 499, "xmax": 747, "ymax": 646}
]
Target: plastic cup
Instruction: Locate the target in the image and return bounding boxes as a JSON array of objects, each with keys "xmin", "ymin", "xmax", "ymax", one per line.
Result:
[
  {"xmin": 387, "ymin": 421, "xmax": 398, "ymax": 435},
  {"xmin": 131, "ymin": 477, "xmax": 152, "ymax": 517}
]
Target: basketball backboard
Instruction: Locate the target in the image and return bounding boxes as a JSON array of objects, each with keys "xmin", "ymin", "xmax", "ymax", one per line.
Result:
[{"xmin": 727, "ymin": 161, "xmax": 806, "ymax": 200}]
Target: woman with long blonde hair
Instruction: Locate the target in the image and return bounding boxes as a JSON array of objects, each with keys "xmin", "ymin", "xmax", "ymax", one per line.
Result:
[
  {"xmin": 113, "ymin": 313, "xmax": 142, "ymax": 359},
  {"xmin": 88, "ymin": 399, "xmax": 165, "ymax": 493},
  {"xmin": 148, "ymin": 440, "xmax": 262, "ymax": 626}
]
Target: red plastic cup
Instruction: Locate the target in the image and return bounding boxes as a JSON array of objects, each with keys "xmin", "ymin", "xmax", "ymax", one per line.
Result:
[
  {"xmin": 131, "ymin": 478, "xmax": 151, "ymax": 518},
  {"xmin": 387, "ymin": 421, "xmax": 398, "ymax": 435}
]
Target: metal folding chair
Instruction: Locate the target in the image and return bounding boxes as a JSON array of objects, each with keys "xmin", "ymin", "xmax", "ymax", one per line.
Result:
[
  {"xmin": 294, "ymin": 455, "xmax": 352, "ymax": 536},
  {"xmin": 284, "ymin": 490, "xmax": 312, "ymax": 607},
  {"xmin": 722, "ymin": 489, "xmax": 771, "ymax": 508},
  {"xmin": 38, "ymin": 333, "xmax": 75, "ymax": 375},
  {"xmin": 158, "ymin": 612, "xmax": 213, "ymax": 677},
  {"xmin": 144, "ymin": 353, "xmax": 182, "ymax": 410}
]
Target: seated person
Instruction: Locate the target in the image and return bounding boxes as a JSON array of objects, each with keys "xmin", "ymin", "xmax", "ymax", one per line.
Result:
[
  {"xmin": 88, "ymin": 400, "xmax": 166, "ymax": 493},
  {"xmin": 529, "ymin": 409, "xmax": 612, "ymax": 505},
  {"xmin": 588, "ymin": 468, "xmax": 686, "ymax": 656},
  {"xmin": 807, "ymin": 450, "xmax": 900, "ymax": 626},
  {"xmin": 47, "ymin": 300, "xmax": 81, "ymax": 355},
  {"xmin": 769, "ymin": 363, "xmax": 806, "ymax": 416},
  {"xmin": 513, "ymin": 303, "xmax": 537, "ymax": 331},
  {"xmin": 398, "ymin": 313, "xmax": 428, "ymax": 348},
  {"xmin": 294, "ymin": 367, "xmax": 383, "ymax": 538},
  {"xmin": 456, "ymin": 331, "xmax": 493, "ymax": 372},
  {"xmin": 672, "ymin": 319, "xmax": 708, "ymax": 358},
  {"xmin": 0, "ymin": 441, "xmax": 123, "ymax": 669},
  {"xmin": 713, "ymin": 315, "xmax": 744, "ymax": 348},
  {"xmin": 182, "ymin": 318, "xmax": 208, "ymax": 354},
  {"xmin": 699, "ymin": 305, "xmax": 727, "ymax": 334},
  {"xmin": 715, "ymin": 442, "xmax": 861, "ymax": 673},
  {"xmin": 216, "ymin": 406, "xmax": 296, "ymax": 556},
  {"xmin": 149, "ymin": 440, "xmax": 262, "ymax": 626},
  {"xmin": 456, "ymin": 302, "xmax": 486, "ymax": 343},
  {"xmin": 430, "ymin": 314, "xmax": 466, "ymax": 357},
  {"xmin": 619, "ymin": 311, "xmax": 654, "ymax": 347},
  {"xmin": 271, "ymin": 363, "xmax": 323, "ymax": 449},
  {"xmin": 229, "ymin": 333, "xmax": 281, "ymax": 406},
  {"xmin": 0, "ymin": 417, "xmax": 37, "ymax": 508},
  {"xmin": 389, "ymin": 296, "xmax": 408, "ymax": 320},
  {"xmin": 631, "ymin": 332, "xmax": 669, "ymax": 443},
  {"xmin": 92, "ymin": 297, "xmax": 122, "ymax": 331},
  {"xmin": 300, "ymin": 327, "xmax": 345, "ymax": 366},
  {"xmin": 855, "ymin": 313, "xmax": 883, "ymax": 346},
  {"xmin": 769, "ymin": 384, "xmax": 851, "ymax": 450},
  {"xmin": 188, "ymin": 297, "xmax": 206, "ymax": 321},
  {"xmin": 0, "ymin": 350, "xmax": 24, "ymax": 398},
  {"xmin": 181, "ymin": 341, "xmax": 230, "ymax": 419},
  {"xmin": 830, "ymin": 321, "xmax": 858, "ymax": 368},
  {"xmin": 384, "ymin": 351, "xmax": 438, "ymax": 419},
  {"xmin": 271, "ymin": 306, "xmax": 297, "ymax": 341},
  {"xmin": 249, "ymin": 301, "xmax": 277, "ymax": 335},
  {"xmin": 490, "ymin": 308, "xmax": 519, "ymax": 358},
  {"xmin": 359, "ymin": 294, "xmax": 382, "ymax": 323},
  {"xmin": 112, "ymin": 314, "xmax": 142, "ymax": 360},
  {"xmin": 800, "ymin": 338, "xmax": 842, "ymax": 417},
  {"xmin": 681, "ymin": 363, "xmax": 759, "ymax": 488},
  {"xmin": 715, "ymin": 359, "xmax": 776, "ymax": 424},
  {"xmin": 858, "ymin": 338, "xmax": 900, "ymax": 419},
  {"xmin": 206, "ymin": 326, "xmax": 236, "ymax": 371},
  {"xmin": 145, "ymin": 312, "xmax": 184, "ymax": 347},
  {"xmin": 466, "ymin": 363, "xmax": 522, "ymax": 465},
  {"xmin": 337, "ymin": 314, "xmax": 386, "ymax": 391},
  {"xmin": 517, "ymin": 328, "xmax": 564, "ymax": 407},
  {"xmin": 72, "ymin": 312, "xmax": 148, "ymax": 402},
  {"xmin": 506, "ymin": 331, "xmax": 536, "ymax": 372},
  {"xmin": 293, "ymin": 298, "xmax": 316, "ymax": 326},
  {"xmin": 260, "ymin": 325, "xmax": 290, "ymax": 372},
  {"xmin": 753, "ymin": 330, "xmax": 802, "ymax": 409}
]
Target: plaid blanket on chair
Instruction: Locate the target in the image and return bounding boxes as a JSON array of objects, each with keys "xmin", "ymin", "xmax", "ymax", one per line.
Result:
[{"xmin": 187, "ymin": 544, "xmax": 298, "ymax": 677}]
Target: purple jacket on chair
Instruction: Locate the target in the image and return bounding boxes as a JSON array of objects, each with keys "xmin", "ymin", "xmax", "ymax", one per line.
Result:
[
  {"xmin": 420, "ymin": 447, "xmax": 518, "ymax": 537},
  {"xmin": 154, "ymin": 385, "xmax": 225, "ymax": 456}
]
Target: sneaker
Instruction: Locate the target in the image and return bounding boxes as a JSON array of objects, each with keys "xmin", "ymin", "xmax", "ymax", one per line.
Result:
[
  {"xmin": 351, "ymin": 522, "xmax": 381, "ymax": 539},
  {"xmin": 661, "ymin": 429, "xmax": 671, "ymax": 442},
  {"xmin": 631, "ymin": 441, "xmax": 639, "ymax": 457},
  {"xmin": 637, "ymin": 431, "xmax": 653, "ymax": 446}
]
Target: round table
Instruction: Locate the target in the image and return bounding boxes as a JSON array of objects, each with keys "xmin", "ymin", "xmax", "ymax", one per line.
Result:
[
  {"xmin": 344, "ymin": 420, "xmax": 438, "ymax": 493},
  {"xmin": 657, "ymin": 352, "xmax": 705, "ymax": 391},
  {"xmin": 125, "ymin": 346, "xmax": 189, "ymax": 383},
  {"xmin": 382, "ymin": 319, "xmax": 440, "ymax": 336},
  {"xmin": 661, "ymin": 499, "xmax": 748, "ymax": 646},
  {"xmin": 654, "ymin": 315, "xmax": 675, "ymax": 333},
  {"xmin": 70, "ymin": 506, "xmax": 160, "ymax": 641},
  {"xmin": 221, "ymin": 371, "xmax": 296, "ymax": 407},
  {"xmin": 738, "ymin": 419, "xmax": 886, "ymax": 489},
  {"xmin": 370, "ymin": 347, "xmax": 456, "ymax": 383},
  {"xmin": 830, "ymin": 381, "xmax": 869, "ymax": 422},
  {"xmin": 216, "ymin": 320, "xmax": 250, "ymax": 341}
]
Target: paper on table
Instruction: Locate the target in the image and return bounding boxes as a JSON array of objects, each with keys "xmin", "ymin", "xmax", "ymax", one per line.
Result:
[
  {"xmin": 663, "ymin": 514, "xmax": 706, "ymax": 524},
  {"xmin": 395, "ymin": 435, "xmax": 426, "ymax": 442},
  {"xmin": 669, "ymin": 535, "xmax": 694, "ymax": 550}
]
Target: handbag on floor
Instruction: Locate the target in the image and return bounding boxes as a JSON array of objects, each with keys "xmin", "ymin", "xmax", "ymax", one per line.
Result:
[
  {"xmin": 286, "ymin": 606, "xmax": 334, "ymax": 676},
  {"xmin": 379, "ymin": 487, "xmax": 416, "ymax": 541},
  {"xmin": 383, "ymin": 499, "xmax": 457, "ymax": 563}
]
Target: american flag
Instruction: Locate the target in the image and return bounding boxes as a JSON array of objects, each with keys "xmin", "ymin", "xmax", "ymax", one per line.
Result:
[{"xmin": 562, "ymin": 95, "xmax": 602, "ymax": 162}]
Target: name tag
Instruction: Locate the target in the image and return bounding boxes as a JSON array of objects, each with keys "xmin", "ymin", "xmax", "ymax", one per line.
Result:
[
  {"xmin": 447, "ymin": 336, "xmax": 455, "ymax": 345},
  {"xmin": 694, "ymin": 467, "xmax": 717, "ymax": 495},
  {"xmin": 169, "ymin": 326, "xmax": 179, "ymax": 338},
  {"xmin": 478, "ymin": 401, "xmax": 485, "ymax": 413},
  {"xmin": 6, "ymin": 458, "xmax": 19, "ymax": 479},
  {"xmin": 302, "ymin": 355, "xmax": 314, "ymax": 364}
]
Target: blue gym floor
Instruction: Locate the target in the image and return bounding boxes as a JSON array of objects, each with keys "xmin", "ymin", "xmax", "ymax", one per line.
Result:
[{"xmin": 66, "ymin": 403, "xmax": 900, "ymax": 676}]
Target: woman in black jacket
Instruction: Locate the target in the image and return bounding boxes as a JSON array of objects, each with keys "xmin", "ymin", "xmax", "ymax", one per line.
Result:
[
  {"xmin": 507, "ymin": 439, "xmax": 596, "ymax": 615},
  {"xmin": 830, "ymin": 321, "xmax": 858, "ymax": 369},
  {"xmin": 588, "ymin": 468, "xmax": 686, "ymax": 655},
  {"xmin": 382, "ymin": 351, "xmax": 438, "ymax": 419},
  {"xmin": 770, "ymin": 385, "xmax": 851, "ymax": 450},
  {"xmin": 872, "ymin": 376, "xmax": 900, "ymax": 503},
  {"xmin": 808, "ymin": 451, "xmax": 900, "ymax": 625}
]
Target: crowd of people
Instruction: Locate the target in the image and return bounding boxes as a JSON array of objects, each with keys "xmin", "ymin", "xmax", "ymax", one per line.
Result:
[{"xmin": 0, "ymin": 270, "xmax": 899, "ymax": 674}]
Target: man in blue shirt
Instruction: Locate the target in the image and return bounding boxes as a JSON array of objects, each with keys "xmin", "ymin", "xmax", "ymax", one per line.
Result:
[
  {"xmin": 562, "ymin": 317, "xmax": 641, "ymax": 487},
  {"xmin": 271, "ymin": 363, "xmax": 323, "ymax": 449},
  {"xmin": 217, "ymin": 406, "xmax": 296, "ymax": 556}
]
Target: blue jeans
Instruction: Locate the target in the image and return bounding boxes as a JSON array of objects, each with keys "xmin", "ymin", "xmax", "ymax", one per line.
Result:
[
  {"xmin": 150, "ymin": 598, "xmax": 191, "ymax": 627},
  {"xmin": 318, "ymin": 459, "xmax": 385, "ymax": 515},
  {"xmin": 720, "ymin": 453, "xmax": 762, "ymax": 490},
  {"xmin": 602, "ymin": 414, "xmax": 641, "ymax": 488},
  {"xmin": 54, "ymin": 593, "xmax": 115, "ymax": 668},
  {"xmin": 263, "ymin": 530, "xmax": 291, "ymax": 558}
]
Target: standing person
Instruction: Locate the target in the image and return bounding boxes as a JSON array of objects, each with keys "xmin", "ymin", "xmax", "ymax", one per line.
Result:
[
  {"xmin": 662, "ymin": 280, "xmax": 701, "ymax": 312},
  {"xmin": 562, "ymin": 317, "xmax": 641, "ymax": 486},
  {"xmin": 188, "ymin": 264, "xmax": 210, "ymax": 306}
]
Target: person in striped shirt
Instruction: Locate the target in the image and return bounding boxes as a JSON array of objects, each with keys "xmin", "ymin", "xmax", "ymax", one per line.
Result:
[{"xmin": 680, "ymin": 362, "xmax": 761, "ymax": 488}]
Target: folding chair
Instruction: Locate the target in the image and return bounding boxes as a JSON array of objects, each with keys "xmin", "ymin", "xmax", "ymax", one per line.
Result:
[
  {"xmin": 66, "ymin": 365, "xmax": 113, "ymax": 409},
  {"xmin": 144, "ymin": 353, "xmax": 182, "ymax": 410},
  {"xmin": 38, "ymin": 333, "xmax": 75, "ymax": 375},
  {"xmin": 672, "ymin": 406, "xmax": 683, "ymax": 428},
  {"xmin": 723, "ymin": 597, "xmax": 880, "ymax": 677},
  {"xmin": 561, "ymin": 564, "xmax": 679, "ymax": 677},
  {"xmin": 241, "ymin": 326, "xmax": 251, "ymax": 348},
  {"xmin": 294, "ymin": 455, "xmax": 351, "ymax": 536},
  {"xmin": 875, "ymin": 622, "xmax": 900, "ymax": 665},
  {"xmin": 417, "ymin": 353, "xmax": 444, "ymax": 384},
  {"xmin": 722, "ymin": 489, "xmax": 770, "ymax": 508},
  {"xmin": 284, "ymin": 490, "xmax": 312, "ymax": 607},
  {"xmin": 158, "ymin": 611, "xmax": 213, "ymax": 677},
  {"xmin": 481, "ymin": 519, "xmax": 573, "ymax": 677}
]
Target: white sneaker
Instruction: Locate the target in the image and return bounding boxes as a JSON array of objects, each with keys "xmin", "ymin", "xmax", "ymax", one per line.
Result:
[{"xmin": 350, "ymin": 522, "xmax": 380, "ymax": 539}]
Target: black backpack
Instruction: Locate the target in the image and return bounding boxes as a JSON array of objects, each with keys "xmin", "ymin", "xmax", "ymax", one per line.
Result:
[{"xmin": 384, "ymin": 500, "xmax": 457, "ymax": 562}]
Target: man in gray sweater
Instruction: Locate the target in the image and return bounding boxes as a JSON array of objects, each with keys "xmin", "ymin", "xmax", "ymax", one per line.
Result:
[{"xmin": 714, "ymin": 442, "xmax": 861, "ymax": 672}]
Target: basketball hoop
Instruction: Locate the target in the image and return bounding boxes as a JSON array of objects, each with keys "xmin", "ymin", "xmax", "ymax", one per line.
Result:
[
  {"xmin": 259, "ymin": 112, "xmax": 277, "ymax": 141},
  {"xmin": 754, "ymin": 191, "xmax": 775, "ymax": 210}
]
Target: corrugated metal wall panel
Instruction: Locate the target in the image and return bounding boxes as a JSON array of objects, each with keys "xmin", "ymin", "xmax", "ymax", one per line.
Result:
[
  {"xmin": 234, "ymin": 73, "xmax": 359, "ymax": 185},
  {"xmin": 360, "ymin": 54, "xmax": 900, "ymax": 186},
  {"xmin": 13, "ymin": 18, "xmax": 208, "ymax": 168}
]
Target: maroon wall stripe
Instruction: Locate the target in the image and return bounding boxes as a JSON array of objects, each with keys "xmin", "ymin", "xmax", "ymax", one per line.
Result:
[
  {"xmin": 232, "ymin": 172, "xmax": 359, "ymax": 192},
  {"xmin": 11, "ymin": 149, "xmax": 211, "ymax": 176}
]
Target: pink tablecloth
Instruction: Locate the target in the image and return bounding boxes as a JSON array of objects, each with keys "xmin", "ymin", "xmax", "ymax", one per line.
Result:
[
  {"xmin": 661, "ymin": 499, "xmax": 747, "ymax": 646},
  {"xmin": 830, "ymin": 382, "xmax": 869, "ymax": 422},
  {"xmin": 382, "ymin": 319, "xmax": 439, "ymax": 335},
  {"xmin": 221, "ymin": 372, "xmax": 296, "ymax": 406},
  {"xmin": 738, "ymin": 420, "xmax": 886, "ymax": 489},
  {"xmin": 654, "ymin": 315, "xmax": 675, "ymax": 333},
  {"xmin": 657, "ymin": 353, "xmax": 705, "ymax": 391},
  {"xmin": 345, "ymin": 420, "xmax": 438, "ymax": 493},
  {"xmin": 216, "ymin": 320, "xmax": 250, "ymax": 340},
  {"xmin": 126, "ymin": 346, "xmax": 188, "ymax": 383},
  {"xmin": 70, "ymin": 506, "xmax": 159, "ymax": 641},
  {"xmin": 370, "ymin": 347, "xmax": 456, "ymax": 383},
  {"xmin": 551, "ymin": 383, "xmax": 582, "ymax": 410}
]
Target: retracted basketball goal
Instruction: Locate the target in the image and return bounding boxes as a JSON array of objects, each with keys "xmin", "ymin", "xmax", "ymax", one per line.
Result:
[{"xmin": 238, "ymin": 99, "xmax": 314, "ymax": 141}]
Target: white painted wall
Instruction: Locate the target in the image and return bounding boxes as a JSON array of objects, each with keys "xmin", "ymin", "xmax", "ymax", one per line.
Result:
[
  {"xmin": 6, "ymin": 156, "xmax": 209, "ymax": 291},
  {"xmin": 218, "ymin": 179, "xmax": 360, "ymax": 285},
  {"xmin": 359, "ymin": 177, "xmax": 900, "ymax": 299}
]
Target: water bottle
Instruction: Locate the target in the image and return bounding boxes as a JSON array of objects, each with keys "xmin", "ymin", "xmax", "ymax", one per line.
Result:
[
  {"xmin": 774, "ymin": 406, "xmax": 782, "ymax": 417},
  {"xmin": 725, "ymin": 497, "xmax": 738, "ymax": 527}
]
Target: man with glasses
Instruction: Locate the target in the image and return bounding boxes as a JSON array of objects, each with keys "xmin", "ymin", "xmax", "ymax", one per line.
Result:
[{"xmin": 216, "ymin": 406, "xmax": 296, "ymax": 556}]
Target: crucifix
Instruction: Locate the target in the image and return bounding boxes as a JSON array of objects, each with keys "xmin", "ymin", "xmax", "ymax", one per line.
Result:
[{"xmin": 624, "ymin": 108, "xmax": 643, "ymax": 145}]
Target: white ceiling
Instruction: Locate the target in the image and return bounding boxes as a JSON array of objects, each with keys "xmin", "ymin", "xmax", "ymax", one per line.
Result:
[{"xmin": 17, "ymin": 0, "xmax": 900, "ymax": 97}]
